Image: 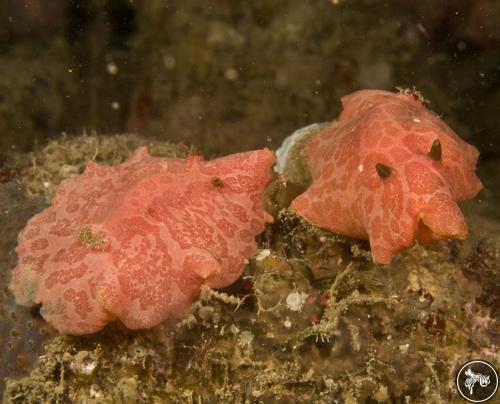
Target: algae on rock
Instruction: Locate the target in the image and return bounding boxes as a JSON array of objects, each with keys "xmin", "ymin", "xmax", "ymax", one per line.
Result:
[{"xmin": 3, "ymin": 135, "xmax": 498, "ymax": 401}]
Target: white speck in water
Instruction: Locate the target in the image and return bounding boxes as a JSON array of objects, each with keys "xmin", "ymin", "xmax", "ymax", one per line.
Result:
[
  {"xmin": 413, "ymin": 117, "xmax": 421, "ymax": 123},
  {"xmin": 106, "ymin": 62, "xmax": 118, "ymax": 75},
  {"xmin": 163, "ymin": 55, "xmax": 176, "ymax": 69},
  {"xmin": 224, "ymin": 67, "xmax": 239, "ymax": 81}
]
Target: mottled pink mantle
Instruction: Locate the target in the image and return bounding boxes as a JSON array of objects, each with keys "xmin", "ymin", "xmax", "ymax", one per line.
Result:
[
  {"xmin": 292, "ymin": 90, "xmax": 483, "ymax": 264},
  {"xmin": 10, "ymin": 147, "xmax": 275, "ymax": 335}
]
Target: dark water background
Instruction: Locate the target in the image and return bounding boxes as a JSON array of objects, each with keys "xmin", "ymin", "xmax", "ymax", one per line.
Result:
[{"xmin": 1, "ymin": 0, "xmax": 499, "ymax": 159}]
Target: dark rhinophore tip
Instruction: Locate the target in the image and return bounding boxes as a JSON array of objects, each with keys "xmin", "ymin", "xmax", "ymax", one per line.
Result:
[
  {"xmin": 376, "ymin": 163, "xmax": 392, "ymax": 179},
  {"xmin": 212, "ymin": 177, "xmax": 224, "ymax": 188},
  {"xmin": 429, "ymin": 139, "xmax": 442, "ymax": 161}
]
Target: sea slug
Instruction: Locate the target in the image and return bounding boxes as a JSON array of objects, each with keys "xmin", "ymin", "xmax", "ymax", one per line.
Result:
[
  {"xmin": 10, "ymin": 147, "xmax": 275, "ymax": 335},
  {"xmin": 290, "ymin": 89, "xmax": 483, "ymax": 264}
]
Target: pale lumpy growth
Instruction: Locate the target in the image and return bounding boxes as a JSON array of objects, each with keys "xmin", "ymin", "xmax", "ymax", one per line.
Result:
[
  {"xmin": 10, "ymin": 147, "xmax": 275, "ymax": 335},
  {"xmin": 292, "ymin": 90, "xmax": 483, "ymax": 264}
]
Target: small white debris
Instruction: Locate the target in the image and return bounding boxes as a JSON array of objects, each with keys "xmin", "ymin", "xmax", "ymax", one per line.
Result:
[
  {"xmin": 89, "ymin": 384, "xmax": 101, "ymax": 399},
  {"xmin": 283, "ymin": 319, "xmax": 292, "ymax": 328},
  {"xmin": 399, "ymin": 343, "xmax": 410, "ymax": 353},
  {"xmin": 413, "ymin": 117, "xmax": 421, "ymax": 123},
  {"xmin": 286, "ymin": 291, "xmax": 308, "ymax": 312},
  {"xmin": 111, "ymin": 101, "xmax": 120, "ymax": 110},
  {"xmin": 80, "ymin": 361, "xmax": 97, "ymax": 375},
  {"xmin": 357, "ymin": 164, "xmax": 364, "ymax": 172},
  {"xmin": 106, "ymin": 62, "xmax": 118, "ymax": 75},
  {"xmin": 255, "ymin": 249, "xmax": 271, "ymax": 261},
  {"xmin": 70, "ymin": 352, "xmax": 97, "ymax": 376},
  {"xmin": 42, "ymin": 181, "xmax": 50, "ymax": 189}
]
